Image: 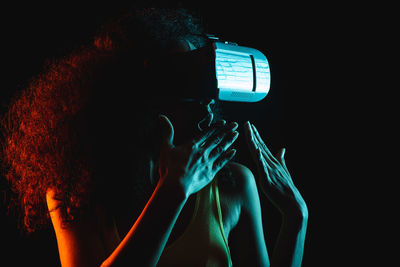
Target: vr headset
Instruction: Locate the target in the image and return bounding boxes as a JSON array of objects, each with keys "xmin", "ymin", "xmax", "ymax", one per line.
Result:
[{"xmin": 146, "ymin": 37, "xmax": 271, "ymax": 102}]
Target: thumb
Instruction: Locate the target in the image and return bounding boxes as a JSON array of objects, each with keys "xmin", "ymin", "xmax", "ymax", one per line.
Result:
[
  {"xmin": 279, "ymin": 147, "xmax": 286, "ymax": 159},
  {"xmin": 159, "ymin": 114, "xmax": 174, "ymax": 149},
  {"xmin": 277, "ymin": 147, "xmax": 289, "ymax": 171}
]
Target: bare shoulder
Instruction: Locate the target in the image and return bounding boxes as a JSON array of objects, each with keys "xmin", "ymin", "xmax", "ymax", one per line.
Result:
[
  {"xmin": 224, "ymin": 162, "xmax": 256, "ymax": 189},
  {"xmin": 46, "ymin": 188, "xmax": 116, "ymax": 266},
  {"xmin": 217, "ymin": 162, "xmax": 262, "ymax": 236},
  {"xmin": 221, "ymin": 166, "xmax": 268, "ymax": 265},
  {"xmin": 218, "ymin": 162, "xmax": 258, "ymax": 205}
]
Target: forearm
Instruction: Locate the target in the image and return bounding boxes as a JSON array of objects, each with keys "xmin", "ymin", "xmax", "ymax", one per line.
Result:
[
  {"xmin": 102, "ymin": 180, "xmax": 187, "ymax": 267},
  {"xmin": 270, "ymin": 210, "xmax": 308, "ymax": 267}
]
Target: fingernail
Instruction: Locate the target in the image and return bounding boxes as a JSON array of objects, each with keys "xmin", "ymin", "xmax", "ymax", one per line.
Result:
[
  {"xmin": 251, "ymin": 123, "xmax": 257, "ymax": 132},
  {"xmin": 231, "ymin": 122, "xmax": 239, "ymax": 129},
  {"xmin": 212, "ymin": 120, "xmax": 225, "ymax": 128},
  {"xmin": 232, "ymin": 131, "xmax": 239, "ymax": 139}
]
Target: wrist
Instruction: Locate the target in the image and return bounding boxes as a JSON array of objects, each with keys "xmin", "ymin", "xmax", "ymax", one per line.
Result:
[
  {"xmin": 282, "ymin": 204, "xmax": 308, "ymax": 228},
  {"xmin": 157, "ymin": 175, "xmax": 189, "ymax": 204}
]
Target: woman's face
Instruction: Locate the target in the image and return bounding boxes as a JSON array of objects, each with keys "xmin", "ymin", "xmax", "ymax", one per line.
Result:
[
  {"xmin": 148, "ymin": 40, "xmax": 219, "ymax": 183},
  {"xmin": 164, "ymin": 98, "xmax": 216, "ymax": 146},
  {"xmin": 162, "ymin": 39, "xmax": 218, "ymax": 145},
  {"xmin": 148, "ymin": 97, "xmax": 216, "ymax": 186}
]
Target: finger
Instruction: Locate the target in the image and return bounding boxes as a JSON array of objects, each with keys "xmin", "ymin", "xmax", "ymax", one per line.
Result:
[
  {"xmin": 159, "ymin": 114, "xmax": 174, "ymax": 149},
  {"xmin": 277, "ymin": 147, "xmax": 286, "ymax": 165},
  {"xmin": 246, "ymin": 123, "xmax": 279, "ymax": 172},
  {"xmin": 211, "ymin": 120, "xmax": 227, "ymax": 128},
  {"xmin": 208, "ymin": 130, "xmax": 239, "ymax": 160},
  {"xmin": 244, "ymin": 121, "xmax": 257, "ymax": 148},
  {"xmin": 246, "ymin": 122, "xmax": 277, "ymax": 168},
  {"xmin": 251, "ymin": 124, "xmax": 279, "ymax": 165},
  {"xmin": 251, "ymin": 124, "xmax": 273, "ymax": 156},
  {"xmin": 212, "ymin": 148, "xmax": 236, "ymax": 173},
  {"xmin": 244, "ymin": 121, "xmax": 262, "ymax": 162},
  {"xmin": 258, "ymin": 149, "xmax": 273, "ymax": 184},
  {"xmin": 202, "ymin": 122, "xmax": 238, "ymax": 151},
  {"xmin": 277, "ymin": 147, "xmax": 290, "ymax": 173},
  {"xmin": 192, "ymin": 120, "xmax": 226, "ymax": 146}
]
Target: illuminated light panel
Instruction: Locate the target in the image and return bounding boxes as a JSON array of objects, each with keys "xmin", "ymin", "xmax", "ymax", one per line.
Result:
[
  {"xmin": 215, "ymin": 51, "xmax": 254, "ymax": 90},
  {"xmin": 214, "ymin": 42, "xmax": 270, "ymax": 102}
]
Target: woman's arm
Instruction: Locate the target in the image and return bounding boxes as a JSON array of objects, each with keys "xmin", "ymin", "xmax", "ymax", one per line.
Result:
[
  {"xmin": 106, "ymin": 116, "xmax": 238, "ymax": 266},
  {"xmin": 48, "ymin": 116, "xmax": 238, "ymax": 267},
  {"xmin": 244, "ymin": 121, "xmax": 308, "ymax": 267},
  {"xmin": 272, "ymin": 210, "xmax": 308, "ymax": 267},
  {"xmin": 47, "ymin": 189, "xmax": 107, "ymax": 267},
  {"xmin": 101, "ymin": 179, "xmax": 187, "ymax": 266},
  {"xmin": 47, "ymin": 172, "xmax": 189, "ymax": 267}
]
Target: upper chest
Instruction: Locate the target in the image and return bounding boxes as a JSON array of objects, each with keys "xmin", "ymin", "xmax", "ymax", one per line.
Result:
[{"xmin": 166, "ymin": 178, "xmax": 242, "ymax": 246}]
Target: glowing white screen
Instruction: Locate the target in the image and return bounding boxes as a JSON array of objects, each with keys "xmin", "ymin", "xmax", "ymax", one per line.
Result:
[{"xmin": 215, "ymin": 50, "xmax": 254, "ymax": 90}]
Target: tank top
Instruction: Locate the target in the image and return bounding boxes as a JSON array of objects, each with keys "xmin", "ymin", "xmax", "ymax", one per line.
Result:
[{"xmin": 157, "ymin": 177, "xmax": 232, "ymax": 267}]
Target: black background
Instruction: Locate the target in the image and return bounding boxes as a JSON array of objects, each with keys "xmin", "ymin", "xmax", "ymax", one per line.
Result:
[{"xmin": 0, "ymin": 3, "xmax": 385, "ymax": 266}]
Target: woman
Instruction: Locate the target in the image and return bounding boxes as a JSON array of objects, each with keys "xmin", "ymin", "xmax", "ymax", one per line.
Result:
[{"xmin": 1, "ymin": 8, "xmax": 308, "ymax": 266}]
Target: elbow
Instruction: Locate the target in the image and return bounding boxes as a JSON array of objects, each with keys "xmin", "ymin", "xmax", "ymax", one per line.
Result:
[{"xmin": 285, "ymin": 204, "xmax": 309, "ymax": 226}]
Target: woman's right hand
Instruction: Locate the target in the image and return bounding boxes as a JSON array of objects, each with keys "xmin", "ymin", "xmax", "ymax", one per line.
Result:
[{"xmin": 158, "ymin": 115, "xmax": 239, "ymax": 199}]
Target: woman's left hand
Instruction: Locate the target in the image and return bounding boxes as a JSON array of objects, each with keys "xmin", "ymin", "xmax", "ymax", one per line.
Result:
[{"xmin": 244, "ymin": 122, "xmax": 308, "ymax": 219}]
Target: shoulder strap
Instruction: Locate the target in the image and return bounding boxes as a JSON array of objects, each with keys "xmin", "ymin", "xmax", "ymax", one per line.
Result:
[{"xmin": 212, "ymin": 177, "xmax": 232, "ymax": 266}]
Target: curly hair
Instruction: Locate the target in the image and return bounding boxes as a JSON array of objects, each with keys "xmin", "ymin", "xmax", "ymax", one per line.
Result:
[{"xmin": 1, "ymin": 8, "xmax": 207, "ymax": 233}]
